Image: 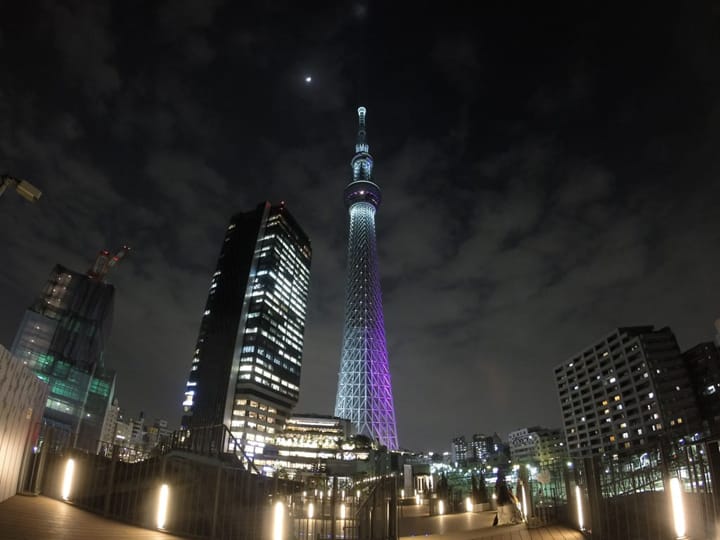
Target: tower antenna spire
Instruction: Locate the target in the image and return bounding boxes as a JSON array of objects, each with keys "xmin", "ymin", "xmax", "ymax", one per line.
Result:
[
  {"xmin": 355, "ymin": 106, "xmax": 369, "ymax": 153},
  {"xmin": 351, "ymin": 106, "xmax": 373, "ymax": 182}
]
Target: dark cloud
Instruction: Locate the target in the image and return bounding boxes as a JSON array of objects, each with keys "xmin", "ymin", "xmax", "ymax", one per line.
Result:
[
  {"xmin": 50, "ymin": 2, "xmax": 120, "ymax": 102},
  {"xmin": 1, "ymin": 2, "xmax": 719, "ymax": 452}
]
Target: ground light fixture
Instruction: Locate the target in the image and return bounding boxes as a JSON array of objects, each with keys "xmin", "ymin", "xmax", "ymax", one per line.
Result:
[
  {"xmin": 575, "ymin": 485, "xmax": 584, "ymax": 531},
  {"xmin": 61, "ymin": 459, "xmax": 75, "ymax": 500},
  {"xmin": 670, "ymin": 478, "xmax": 687, "ymax": 539},
  {"xmin": 438, "ymin": 500, "xmax": 445, "ymax": 515},
  {"xmin": 156, "ymin": 484, "xmax": 169, "ymax": 529},
  {"xmin": 340, "ymin": 503, "xmax": 346, "ymax": 520},
  {"xmin": 307, "ymin": 503, "xmax": 314, "ymax": 519},
  {"xmin": 273, "ymin": 501, "xmax": 284, "ymax": 540},
  {"xmin": 465, "ymin": 497, "xmax": 473, "ymax": 512},
  {"xmin": 415, "ymin": 494, "xmax": 421, "ymax": 505}
]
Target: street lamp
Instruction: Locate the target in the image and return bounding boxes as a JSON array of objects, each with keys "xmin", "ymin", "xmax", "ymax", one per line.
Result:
[{"xmin": 0, "ymin": 174, "xmax": 42, "ymax": 203}]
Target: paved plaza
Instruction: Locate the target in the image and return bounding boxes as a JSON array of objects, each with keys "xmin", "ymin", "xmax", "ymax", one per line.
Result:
[
  {"xmin": 398, "ymin": 504, "xmax": 583, "ymax": 540},
  {"xmin": 0, "ymin": 495, "xmax": 188, "ymax": 540},
  {"xmin": 0, "ymin": 494, "xmax": 583, "ymax": 540}
]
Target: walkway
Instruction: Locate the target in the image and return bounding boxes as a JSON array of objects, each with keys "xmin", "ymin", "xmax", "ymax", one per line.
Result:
[
  {"xmin": 0, "ymin": 493, "xmax": 583, "ymax": 540},
  {"xmin": 0, "ymin": 495, "xmax": 189, "ymax": 540},
  {"xmin": 399, "ymin": 505, "xmax": 584, "ymax": 540}
]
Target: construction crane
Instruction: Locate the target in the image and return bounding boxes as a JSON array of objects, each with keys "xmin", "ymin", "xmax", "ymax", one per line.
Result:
[{"xmin": 87, "ymin": 245, "xmax": 131, "ymax": 282}]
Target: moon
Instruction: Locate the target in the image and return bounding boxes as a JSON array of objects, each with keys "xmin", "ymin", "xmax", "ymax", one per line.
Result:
[{"xmin": 304, "ymin": 75, "xmax": 312, "ymax": 84}]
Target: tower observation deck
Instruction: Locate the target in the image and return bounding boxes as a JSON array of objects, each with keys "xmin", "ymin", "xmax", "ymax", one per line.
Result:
[{"xmin": 334, "ymin": 107, "xmax": 398, "ymax": 450}]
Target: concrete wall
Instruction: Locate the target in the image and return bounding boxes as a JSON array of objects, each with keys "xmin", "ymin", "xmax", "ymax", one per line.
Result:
[{"xmin": 0, "ymin": 345, "xmax": 48, "ymax": 502}]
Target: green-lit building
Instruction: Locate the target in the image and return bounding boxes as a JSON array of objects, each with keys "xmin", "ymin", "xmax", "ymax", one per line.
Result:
[{"xmin": 11, "ymin": 264, "xmax": 116, "ymax": 453}]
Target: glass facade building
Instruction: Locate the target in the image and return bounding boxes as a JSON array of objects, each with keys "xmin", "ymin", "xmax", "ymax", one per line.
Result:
[
  {"xmin": 11, "ymin": 264, "xmax": 116, "ymax": 452},
  {"xmin": 181, "ymin": 202, "xmax": 311, "ymax": 459}
]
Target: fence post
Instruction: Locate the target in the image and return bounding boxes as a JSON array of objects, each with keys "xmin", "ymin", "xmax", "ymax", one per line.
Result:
[
  {"xmin": 706, "ymin": 441, "xmax": 720, "ymax": 526},
  {"xmin": 389, "ymin": 476, "xmax": 398, "ymax": 540},
  {"xmin": 330, "ymin": 476, "xmax": 337, "ymax": 540},
  {"xmin": 582, "ymin": 456, "xmax": 603, "ymax": 539},
  {"xmin": 211, "ymin": 461, "xmax": 223, "ymax": 537},
  {"xmin": 35, "ymin": 427, "xmax": 57, "ymax": 495},
  {"xmin": 103, "ymin": 445, "xmax": 119, "ymax": 516}
]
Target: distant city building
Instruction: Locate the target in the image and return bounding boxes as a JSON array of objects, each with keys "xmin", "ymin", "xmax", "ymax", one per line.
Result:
[
  {"xmin": 683, "ymin": 342, "xmax": 720, "ymax": 434},
  {"xmin": 181, "ymin": 202, "xmax": 312, "ymax": 459},
  {"xmin": 508, "ymin": 426, "xmax": 566, "ymax": 465},
  {"xmin": 555, "ymin": 326, "xmax": 700, "ymax": 458},
  {"xmin": 268, "ymin": 414, "xmax": 355, "ymax": 478},
  {"xmin": 335, "ymin": 106, "xmax": 398, "ymax": 450},
  {"xmin": 484, "ymin": 434, "xmax": 511, "ymax": 469},
  {"xmin": 11, "ymin": 262, "xmax": 118, "ymax": 452},
  {"xmin": 114, "ymin": 417, "xmax": 132, "ymax": 445},
  {"xmin": 98, "ymin": 410, "xmax": 172, "ymax": 462},
  {"xmin": 129, "ymin": 411, "xmax": 146, "ymax": 447},
  {"xmin": 146, "ymin": 418, "xmax": 173, "ymax": 448},
  {"xmin": 451, "ymin": 436, "xmax": 468, "ymax": 465},
  {"xmin": 470, "ymin": 433, "xmax": 493, "ymax": 463},
  {"xmin": 99, "ymin": 398, "xmax": 120, "ymax": 447},
  {"xmin": 535, "ymin": 428, "xmax": 567, "ymax": 465},
  {"xmin": 448, "ymin": 432, "xmax": 509, "ymax": 468}
]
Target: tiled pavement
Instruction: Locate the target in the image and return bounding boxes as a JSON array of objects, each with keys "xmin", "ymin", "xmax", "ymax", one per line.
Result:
[
  {"xmin": 0, "ymin": 495, "xmax": 188, "ymax": 540},
  {"xmin": 398, "ymin": 504, "xmax": 583, "ymax": 540},
  {"xmin": 0, "ymin": 493, "xmax": 584, "ymax": 540}
]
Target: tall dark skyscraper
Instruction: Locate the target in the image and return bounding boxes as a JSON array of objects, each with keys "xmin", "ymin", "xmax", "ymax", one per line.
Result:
[
  {"xmin": 334, "ymin": 107, "xmax": 399, "ymax": 450},
  {"xmin": 11, "ymin": 261, "xmax": 118, "ymax": 452},
  {"xmin": 182, "ymin": 202, "xmax": 311, "ymax": 459}
]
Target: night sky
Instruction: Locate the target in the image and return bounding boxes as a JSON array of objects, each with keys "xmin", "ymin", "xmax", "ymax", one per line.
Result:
[{"xmin": 1, "ymin": 2, "xmax": 719, "ymax": 452}]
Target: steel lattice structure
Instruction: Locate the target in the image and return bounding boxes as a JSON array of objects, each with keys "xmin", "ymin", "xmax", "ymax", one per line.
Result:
[{"xmin": 334, "ymin": 106, "xmax": 398, "ymax": 450}]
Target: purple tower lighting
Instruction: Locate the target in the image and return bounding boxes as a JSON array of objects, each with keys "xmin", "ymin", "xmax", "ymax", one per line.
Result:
[{"xmin": 334, "ymin": 106, "xmax": 399, "ymax": 449}]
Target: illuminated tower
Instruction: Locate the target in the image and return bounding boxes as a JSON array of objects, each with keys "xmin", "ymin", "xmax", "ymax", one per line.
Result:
[{"xmin": 334, "ymin": 107, "xmax": 398, "ymax": 449}]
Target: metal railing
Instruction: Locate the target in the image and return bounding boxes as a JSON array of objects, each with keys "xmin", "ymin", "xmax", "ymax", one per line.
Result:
[
  {"xmin": 288, "ymin": 475, "xmax": 398, "ymax": 540},
  {"xmin": 32, "ymin": 425, "xmax": 300, "ymax": 540},
  {"xmin": 558, "ymin": 436, "xmax": 720, "ymax": 539},
  {"xmin": 27, "ymin": 424, "xmax": 401, "ymax": 540},
  {"xmin": 169, "ymin": 424, "xmax": 260, "ymax": 474}
]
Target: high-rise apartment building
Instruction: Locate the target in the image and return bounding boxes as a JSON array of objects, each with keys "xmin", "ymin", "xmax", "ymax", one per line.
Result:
[
  {"xmin": 555, "ymin": 326, "xmax": 700, "ymax": 458},
  {"xmin": 334, "ymin": 107, "xmax": 398, "ymax": 449},
  {"xmin": 181, "ymin": 202, "xmax": 311, "ymax": 458},
  {"xmin": 11, "ymin": 263, "xmax": 117, "ymax": 452}
]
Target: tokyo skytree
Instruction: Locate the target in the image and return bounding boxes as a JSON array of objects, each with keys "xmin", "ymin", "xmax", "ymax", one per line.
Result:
[{"xmin": 334, "ymin": 106, "xmax": 398, "ymax": 450}]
